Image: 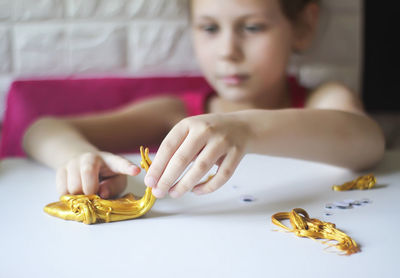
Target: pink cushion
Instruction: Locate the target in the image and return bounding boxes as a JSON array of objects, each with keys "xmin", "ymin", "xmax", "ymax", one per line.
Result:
[{"xmin": 0, "ymin": 77, "xmax": 211, "ymax": 158}]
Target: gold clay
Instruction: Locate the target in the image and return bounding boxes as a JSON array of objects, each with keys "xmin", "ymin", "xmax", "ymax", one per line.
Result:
[
  {"xmin": 272, "ymin": 208, "xmax": 360, "ymax": 255},
  {"xmin": 332, "ymin": 174, "xmax": 376, "ymax": 191},
  {"xmin": 44, "ymin": 146, "xmax": 156, "ymax": 224}
]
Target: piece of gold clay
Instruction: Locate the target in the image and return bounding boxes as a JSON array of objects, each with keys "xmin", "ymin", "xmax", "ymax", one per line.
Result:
[
  {"xmin": 332, "ymin": 174, "xmax": 376, "ymax": 191},
  {"xmin": 44, "ymin": 146, "xmax": 156, "ymax": 224},
  {"xmin": 271, "ymin": 208, "xmax": 360, "ymax": 256}
]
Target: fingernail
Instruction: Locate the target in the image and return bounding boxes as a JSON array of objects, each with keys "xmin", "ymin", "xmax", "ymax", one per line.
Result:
[
  {"xmin": 144, "ymin": 175, "xmax": 157, "ymax": 188},
  {"xmin": 152, "ymin": 188, "xmax": 163, "ymax": 198},
  {"xmin": 130, "ymin": 165, "xmax": 141, "ymax": 174},
  {"xmin": 192, "ymin": 189, "xmax": 203, "ymax": 195},
  {"xmin": 169, "ymin": 191, "xmax": 180, "ymax": 199}
]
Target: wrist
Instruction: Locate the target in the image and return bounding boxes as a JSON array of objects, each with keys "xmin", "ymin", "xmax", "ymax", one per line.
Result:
[
  {"xmin": 229, "ymin": 110, "xmax": 256, "ymax": 154},
  {"xmin": 232, "ymin": 109, "xmax": 279, "ymax": 154}
]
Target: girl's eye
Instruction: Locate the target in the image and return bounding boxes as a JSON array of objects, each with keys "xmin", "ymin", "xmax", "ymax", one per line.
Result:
[
  {"xmin": 201, "ymin": 24, "xmax": 219, "ymax": 34},
  {"xmin": 243, "ymin": 24, "xmax": 266, "ymax": 33}
]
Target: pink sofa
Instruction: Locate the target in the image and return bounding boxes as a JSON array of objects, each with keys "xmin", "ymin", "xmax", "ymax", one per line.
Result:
[{"xmin": 0, "ymin": 77, "xmax": 211, "ymax": 158}]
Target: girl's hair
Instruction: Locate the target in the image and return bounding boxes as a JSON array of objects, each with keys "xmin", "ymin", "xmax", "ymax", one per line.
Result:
[
  {"xmin": 279, "ymin": 0, "xmax": 320, "ymax": 22},
  {"xmin": 188, "ymin": 1, "xmax": 320, "ymax": 23}
]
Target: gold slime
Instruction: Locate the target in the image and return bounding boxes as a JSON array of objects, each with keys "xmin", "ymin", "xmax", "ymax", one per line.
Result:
[
  {"xmin": 332, "ymin": 174, "xmax": 376, "ymax": 191},
  {"xmin": 272, "ymin": 208, "xmax": 360, "ymax": 255},
  {"xmin": 44, "ymin": 146, "xmax": 156, "ymax": 224}
]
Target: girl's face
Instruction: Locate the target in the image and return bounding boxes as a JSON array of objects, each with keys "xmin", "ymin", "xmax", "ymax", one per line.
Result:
[{"xmin": 191, "ymin": 0, "xmax": 300, "ymax": 104}]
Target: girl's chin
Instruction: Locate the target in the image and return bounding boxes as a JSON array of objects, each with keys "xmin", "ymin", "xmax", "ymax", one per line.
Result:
[{"xmin": 216, "ymin": 86, "xmax": 253, "ymax": 102}]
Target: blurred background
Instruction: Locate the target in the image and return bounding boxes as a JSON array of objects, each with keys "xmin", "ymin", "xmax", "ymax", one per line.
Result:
[{"xmin": 0, "ymin": 0, "xmax": 398, "ymax": 147}]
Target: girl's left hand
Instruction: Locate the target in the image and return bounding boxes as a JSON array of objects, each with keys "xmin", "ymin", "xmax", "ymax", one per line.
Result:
[{"xmin": 144, "ymin": 113, "xmax": 251, "ymax": 198}]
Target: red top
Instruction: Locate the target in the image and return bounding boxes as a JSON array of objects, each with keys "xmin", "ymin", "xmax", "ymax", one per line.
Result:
[
  {"xmin": 179, "ymin": 76, "xmax": 307, "ymax": 117},
  {"xmin": 0, "ymin": 76, "xmax": 307, "ymax": 158}
]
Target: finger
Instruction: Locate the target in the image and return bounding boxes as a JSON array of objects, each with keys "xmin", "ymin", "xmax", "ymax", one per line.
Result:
[
  {"xmin": 66, "ymin": 161, "xmax": 83, "ymax": 195},
  {"xmin": 168, "ymin": 142, "xmax": 226, "ymax": 198},
  {"xmin": 101, "ymin": 153, "xmax": 141, "ymax": 176},
  {"xmin": 98, "ymin": 175, "xmax": 127, "ymax": 199},
  {"xmin": 192, "ymin": 148, "xmax": 243, "ymax": 195},
  {"xmin": 152, "ymin": 132, "xmax": 206, "ymax": 198},
  {"xmin": 144, "ymin": 122, "xmax": 188, "ymax": 188},
  {"xmin": 80, "ymin": 153, "xmax": 101, "ymax": 195},
  {"xmin": 56, "ymin": 168, "xmax": 68, "ymax": 196}
]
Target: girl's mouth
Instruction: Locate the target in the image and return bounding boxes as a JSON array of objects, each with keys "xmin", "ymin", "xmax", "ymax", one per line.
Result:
[{"xmin": 220, "ymin": 74, "xmax": 249, "ymax": 86}]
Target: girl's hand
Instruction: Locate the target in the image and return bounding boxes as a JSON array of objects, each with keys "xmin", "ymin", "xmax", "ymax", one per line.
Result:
[
  {"xmin": 145, "ymin": 113, "xmax": 251, "ymax": 198},
  {"xmin": 56, "ymin": 152, "xmax": 141, "ymax": 199}
]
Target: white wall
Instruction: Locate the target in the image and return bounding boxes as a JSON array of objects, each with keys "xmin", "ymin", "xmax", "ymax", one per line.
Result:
[{"xmin": 0, "ymin": 0, "xmax": 363, "ymax": 121}]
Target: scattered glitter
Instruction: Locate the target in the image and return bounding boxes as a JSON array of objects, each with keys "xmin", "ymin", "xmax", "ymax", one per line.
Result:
[{"xmin": 240, "ymin": 195, "xmax": 255, "ymax": 203}]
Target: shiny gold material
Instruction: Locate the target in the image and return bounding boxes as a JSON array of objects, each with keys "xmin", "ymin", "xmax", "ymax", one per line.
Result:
[
  {"xmin": 44, "ymin": 146, "xmax": 156, "ymax": 224},
  {"xmin": 332, "ymin": 174, "xmax": 376, "ymax": 191},
  {"xmin": 272, "ymin": 208, "xmax": 360, "ymax": 256}
]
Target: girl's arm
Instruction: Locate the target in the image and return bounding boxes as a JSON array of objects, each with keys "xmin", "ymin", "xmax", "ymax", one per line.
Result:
[
  {"xmin": 23, "ymin": 96, "xmax": 186, "ymax": 168},
  {"xmin": 244, "ymin": 82, "xmax": 385, "ymax": 170},
  {"xmin": 23, "ymin": 96, "xmax": 186, "ymax": 197},
  {"xmin": 145, "ymin": 83, "xmax": 385, "ymax": 199}
]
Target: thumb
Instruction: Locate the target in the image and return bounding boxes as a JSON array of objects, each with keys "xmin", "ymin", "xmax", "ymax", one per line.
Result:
[{"xmin": 100, "ymin": 152, "xmax": 141, "ymax": 176}]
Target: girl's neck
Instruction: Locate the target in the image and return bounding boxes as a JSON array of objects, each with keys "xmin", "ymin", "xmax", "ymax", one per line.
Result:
[{"xmin": 209, "ymin": 78, "xmax": 290, "ymax": 113}]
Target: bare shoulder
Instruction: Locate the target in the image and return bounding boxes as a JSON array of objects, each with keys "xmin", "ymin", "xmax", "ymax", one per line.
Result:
[{"xmin": 305, "ymin": 82, "xmax": 365, "ymax": 114}]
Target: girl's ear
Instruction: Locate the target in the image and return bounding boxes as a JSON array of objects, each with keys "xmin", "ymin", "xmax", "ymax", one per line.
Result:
[{"xmin": 292, "ymin": 3, "xmax": 320, "ymax": 52}]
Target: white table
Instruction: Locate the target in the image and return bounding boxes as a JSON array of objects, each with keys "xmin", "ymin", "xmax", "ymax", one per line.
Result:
[{"xmin": 1, "ymin": 151, "xmax": 399, "ymax": 278}]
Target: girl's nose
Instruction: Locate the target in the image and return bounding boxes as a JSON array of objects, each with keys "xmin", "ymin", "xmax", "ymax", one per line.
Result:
[{"xmin": 218, "ymin": 31, "xmax": 244, "ymax": 62}]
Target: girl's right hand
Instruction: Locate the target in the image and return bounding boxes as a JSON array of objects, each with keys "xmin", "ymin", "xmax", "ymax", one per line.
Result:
[{"xmin": 56, "ymin": 152, "xmax": 141, "ymax": 199}]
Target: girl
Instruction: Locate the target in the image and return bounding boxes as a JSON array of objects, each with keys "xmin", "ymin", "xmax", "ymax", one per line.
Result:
[{"xmin": 23, "ymin": 0, "xmax": 385, "ymax": 200}]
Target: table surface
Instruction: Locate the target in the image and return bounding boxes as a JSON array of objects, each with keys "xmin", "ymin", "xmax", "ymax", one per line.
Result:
[{"xmin": 1, "ymin": 150, "xmax": 399, "ymax": 278}]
